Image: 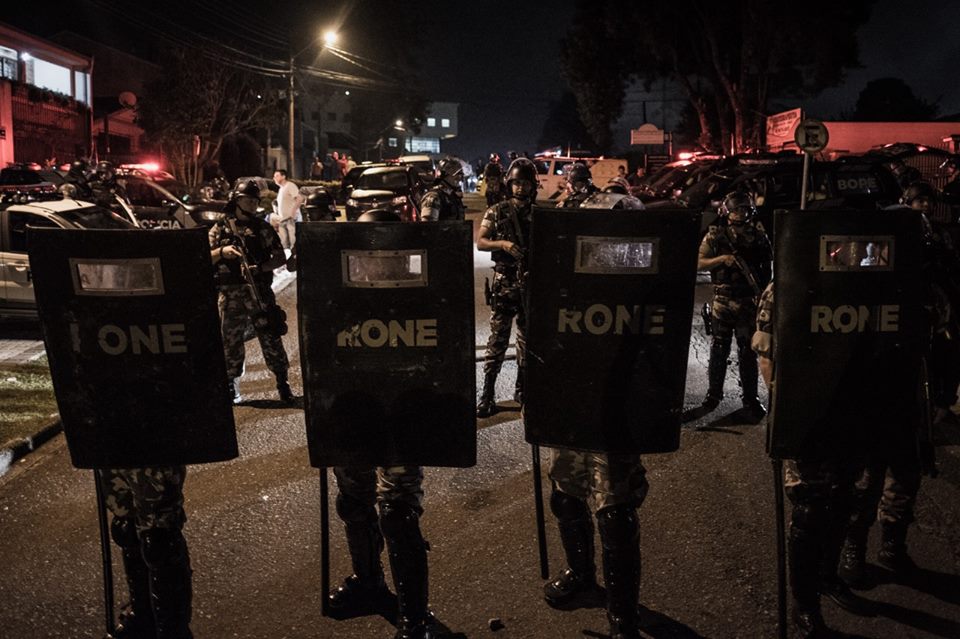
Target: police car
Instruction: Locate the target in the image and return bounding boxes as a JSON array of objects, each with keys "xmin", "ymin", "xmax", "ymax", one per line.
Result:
[{"xmin": 0, "ymin": 196, "xmax": 136, "ymax": 319}]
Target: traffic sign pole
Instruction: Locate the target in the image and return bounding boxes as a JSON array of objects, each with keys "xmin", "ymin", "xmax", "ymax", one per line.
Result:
[{"xmin": 794, "ymin": 119, "xmax": 829, "ymax": 211}]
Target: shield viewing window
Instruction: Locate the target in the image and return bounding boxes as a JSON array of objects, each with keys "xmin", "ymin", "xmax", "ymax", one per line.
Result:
[
  {"xmin": 341, "ymin": 249, "xmax": 429, "ymax": 288},
  {"xmin": 819, "ymin": 235, "xmax": 894, "ymax": 272},
  {"xmin": 574, "ymin": 236, "xmax": 659, "ymax": 274},
  {"xmin": 70, "ymin": 258, "xmax": 165, "ymax": 295}
]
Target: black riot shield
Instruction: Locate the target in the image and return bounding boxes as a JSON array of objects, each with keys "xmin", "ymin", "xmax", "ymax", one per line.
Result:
[
  {"xmin": 27, "ymin": 228, "xmax": 237, "ymax": 468},
  {"xmin": 524, "ymin": 207, "xmax": 701, "ymax": 454},
  {"xmin": 298, "ymin": 221, "xmax": 476, "ymax": 468},
  {"xmin": 768, "ymin": 208, "xmax": 925, "ymax": 460}
]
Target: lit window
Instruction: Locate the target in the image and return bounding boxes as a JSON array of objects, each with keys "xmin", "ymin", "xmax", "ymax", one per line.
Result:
[
  {"xmin": 427, "ymin": 117, "xmax": 436, "ymax": 127},
  {"xmin": 31, "ymin": 58, "xmax": 72, "ymax": 96},
  {"xmin": 0, "ymin": 45, "xmax": 18, "ymax": 81},
  {"xmin": 388, "ymin": 137, "xmax": 398, "ymax": 148},
  {"xmin": 441, "ymin": 118, "xmax": 450, "ymax": 128}
]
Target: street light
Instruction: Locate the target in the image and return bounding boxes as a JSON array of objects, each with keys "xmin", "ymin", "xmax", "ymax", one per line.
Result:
[
  {"xmin": 288, "ymin": 29, "xmax": 339, "ymax": 179},
  {"xmin": 395, "ymin": 119, "xmax": 404, "ymax": 127}
]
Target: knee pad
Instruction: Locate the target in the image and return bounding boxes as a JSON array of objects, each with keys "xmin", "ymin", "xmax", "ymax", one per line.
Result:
[
  {"xmin": 549, "ymin": 489, "xmax": 590, "ymax": 521},
  {"xmin": 110, "ymin": 516, "xmax": 139, "ymax": 549},
  {"xmin": 596, "ymin": 505, "xmax": 639, "ymax": 544},
  {"xmin": 140, "ymin": 528, "xmax": 188, "ymax": 568},
  {"xmin": 336, "ymin": 492, "xmax": 377, "ymax": 525},
  {"xmin": 378, "ymin": 500, "xmax": 421, "ymax": 543}
]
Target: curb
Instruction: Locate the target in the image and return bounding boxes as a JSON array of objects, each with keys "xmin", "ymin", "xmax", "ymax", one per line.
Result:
[{"xmin": 0, "ymin": 418, "xmax": 62, "ymax": 477}]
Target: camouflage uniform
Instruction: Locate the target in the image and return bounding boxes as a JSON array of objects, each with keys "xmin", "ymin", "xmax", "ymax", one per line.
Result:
[
  {"xmin": 479, "ymin": 199, "xmax": 532, "ymax": 379},
  {"xmin": 548, "ymin": 450, "xmax": 649, "ymax": 513},
  {"xmin": 700, "ymin": 221, "xmax": 771, "ymax": 406},
  {"xmin": 556, "ymin": 185, "xmax": 598, "ymax": 209},
  {"xmin": 419, "ymin": 183, "xmax": 465, "ymax": 222},
  {"xmin": 99, "ymin": 466, "xmax": 194, "ymax": 637},
  {"xmin": 209, "ymin": 217, "xmax": 289, "ymax": 380}
]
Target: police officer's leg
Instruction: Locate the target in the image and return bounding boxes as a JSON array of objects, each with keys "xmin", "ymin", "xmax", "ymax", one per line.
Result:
[
  {"xmin": 784, "ymin": 460, "xmax": 844, "ymax": 637},
  {"xmin": 252, "ymin": 282, "xmax": 293, "ymax": 402},
  {"xmin": 130, "ymin": 466, "xmax": 192, "ymax": 639},
  {"xmin": 734, "ymin": 299, "xmax": 764, "ymax": 418},
  {"xmin": 329, "ymin": 466, "xmax": 388, "ymax": 612},
  {"xmin": 876, "ymin": 456, "xmax": 922, "ymax": 577},
  {"xmin": 838, "ymin": 459, "xmax": 883, "ymax": 589},
  {"xmin": 478, "ymin": 277, "xmax": 518, "ymax": 417},
  {"xmin": 593, "ymin": 454, "xmax": 648, "ymax": 639},
  {"xmin": 219, "ymin": 288, "xmax": 247, "ymax": 403},
  {"xmin": 377, "ymin": 466, "xmax": 432, "ymax": 639},
  {"xmin": 100, "ymin": 469, "xmax": 154, "ymax": 637},
  {"xmin": 514, "ymin": 285, "xmax": 528, "ymax": 404},
  {"xmin": 704, "ymin": 298, "xmax": 734, "ymax": 409},
  {"xmin": 544, "ymin": 449, "xmax": 597, "ymax": 607}
]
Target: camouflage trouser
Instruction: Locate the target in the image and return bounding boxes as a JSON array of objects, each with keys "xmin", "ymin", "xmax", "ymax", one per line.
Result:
[
  {"xmin": 548, "ymin": 448, "xmax": 649, "ymax": 512},
  {"xmin": 334, "ymin": 465, "xmax": 425, "ymax": 514},
  {"xmin": 218, "ymin": 284, "xmax": 289, "ymax": 379},
  {"xmin": 848, "ymin": 451, "xmax": 922, "ymax": 531},
  {"xmin": 99, "ymin": 466, "xmax": 187, "ymax": 533},
  {"xmin": 482, "ymin": 272, "xmax": 526, "ymax": 376},
  {"xmin": 708, "ymin": 293, "xmax": 759, "ymax": 399}
]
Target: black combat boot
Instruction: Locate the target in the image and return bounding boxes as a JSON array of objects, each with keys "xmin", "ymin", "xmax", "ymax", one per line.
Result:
[
  {"xmin": 877, "ymin": 521, "xmax": 915, "ymax": 577},
  {"xmin": 380, "ymin": 501, "xmax": 435, "ymax": 639},
  {"xmin": 275, "ymin": 371, "xmax": 294, "ymax": 403},
  {"xmin": 477, "ymin": 371, "xmax": 498, "ymax": 418},
  {"xmin": 513, "ymin": 365, "xmax": 525, "ymax": 405},
  {"xmin": 111, "ymin": 517, "xmax": 155, "ymax": 638},
  {"xmin": 837, "ymin": 527, "xmax": 869, "ymax": 590},
  {"xmin": 543, "ymin": 490, "xmax": 597, "ymax": 607},
  {"xmin": 702, "ymin": 338, "xmax": 729, "ymax": 410},
  {"xmin": 789, "ymin": 505, "xmax": 838, "ymax": 639},
  {"xmin": 597, "ymin": 505, "xmax": 641, "ymax": 639},
  {"xmin": 229, "ymin": 378, "xmax": 242, "ymax": 404},
  {"xmin": 329, "ymin": 501, "xmax": 390, "ymax": 614},
  {"xmin": 141, "ymin": 528, "xmax": 194, "ymax": 639}
]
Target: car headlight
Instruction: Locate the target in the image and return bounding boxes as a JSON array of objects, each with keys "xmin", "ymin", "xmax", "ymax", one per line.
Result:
[
  {"xmin": 200, "ymin": 210, "xmax": 224, "ymax": 221},
  {"xmin": 347, "ymin": 198, "xmax": 358, "ymax": 207},
  {"xmin": 391, "ymin": 195, "xmax": 408, "ymax": 205}
]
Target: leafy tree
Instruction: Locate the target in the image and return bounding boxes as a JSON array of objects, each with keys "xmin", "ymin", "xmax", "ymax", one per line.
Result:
[
  {"xmin": 537, "ymin": 92, "xmax": 598, "ymax": 153},
  {"xmin": 561, "ymin": 0, "xmax": 875, "ymax": 153},
  {"xmin": 849, "ymin": 77, "xmax": 938, "ymax": 121},
  {"xmin": 137, "ymin": 47, "xmax": 281, "ymax": 187}
]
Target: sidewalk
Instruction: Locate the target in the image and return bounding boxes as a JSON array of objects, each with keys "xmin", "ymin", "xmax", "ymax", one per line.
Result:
[{"xmin": 0, "ymin": 269, "xmax": 298, "ymax": 476}]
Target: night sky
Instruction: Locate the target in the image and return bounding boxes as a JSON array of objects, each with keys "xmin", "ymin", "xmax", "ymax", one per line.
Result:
[{"xmin": 4, "ymin": 0, "xmax": 959, "ymax": 162}]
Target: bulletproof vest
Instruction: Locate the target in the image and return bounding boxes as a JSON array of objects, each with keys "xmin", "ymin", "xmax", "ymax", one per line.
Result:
[
  {"xmin": 425, "ymin": 186, "xmax": 465, "ymax": 221},
  {"xmin": 484, "ymin": 162, "xmax": 503, "ymax": 178},
  {"xmin": 490, "ymin": 199, "xmax": 532, "ymax": 270},
  {"xmin": 710, "ymin": 222, "xmax": 770, "ymax": 295},
  {"xmin": 559, "ymin": 185, "xmax": 599, "ymax": 209},
  {"xmin": 213, "ymin": 218, "xmax": 273, "ymax": 287}
]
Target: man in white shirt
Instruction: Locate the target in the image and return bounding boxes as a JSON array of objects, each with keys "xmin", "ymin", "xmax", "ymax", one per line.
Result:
[{"xmin": 274, "ymin": 169, "xmax": 303, "ymax": 250}]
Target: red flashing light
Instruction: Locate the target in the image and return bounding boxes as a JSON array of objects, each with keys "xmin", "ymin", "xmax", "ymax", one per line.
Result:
[
  {"xmin": 122, "ymin": 162, "xmax": 161, "ymax": 172},
  {"xmin": 677, "ymin": 152, "xmax": 695, "ymax": 160}
]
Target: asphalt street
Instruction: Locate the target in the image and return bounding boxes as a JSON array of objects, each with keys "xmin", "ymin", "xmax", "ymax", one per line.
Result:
[{"xmin": 0, "ymin": 215, "xmax": 958, "ymax": 638}]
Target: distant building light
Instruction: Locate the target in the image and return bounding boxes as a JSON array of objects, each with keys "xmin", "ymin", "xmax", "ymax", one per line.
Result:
[
  {"xmin": 427, "ymin": 117, "xmax": 436, "ymax": 127},
  {"xmin": 344, "ymin": 90, "xmax": 350, "ymax": 96},
  {"xmin": 21, "ymin": 52, "xmax": 32, "ymax": 61},
  {"xmin": 441, "ymin": 118, "xmax": 450, "ymax": 128},
  {"xmin": 395, "ymin": 119, "xmax": 403, "ymax": 127}
]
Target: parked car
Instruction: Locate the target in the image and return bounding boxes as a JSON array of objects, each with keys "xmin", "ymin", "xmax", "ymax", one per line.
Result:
[
  {"xmin": 339, "ymin": 162, "xmax": 391, "ymax": 204},
  {"xmin": 345, "ymin": 165, "xmax": 422, "ymax": 221},
  {"xmin": 398, "ymin": 154, "xmax": 437, "ymax": 186},
  {"xmin": 0, "ymin": 197, "xmax": 137, "ymax": 319},
  {"xmin": 0, "ymin": 165, "xmax": 62, "ymax": 198},
  {"xmin": 121, "ymin": 175, "xmax": 227, "ymax": 228}
]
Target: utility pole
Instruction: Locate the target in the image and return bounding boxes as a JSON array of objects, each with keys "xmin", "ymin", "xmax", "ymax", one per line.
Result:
[{"xmin": 288, "ymin": 55, "xmax": 296, "ymax": 178}]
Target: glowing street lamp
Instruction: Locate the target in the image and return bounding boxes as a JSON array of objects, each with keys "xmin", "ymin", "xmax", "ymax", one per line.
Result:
[{"xmin": 323, "ymin": 31, "xmax": 339, "ymax": 46}]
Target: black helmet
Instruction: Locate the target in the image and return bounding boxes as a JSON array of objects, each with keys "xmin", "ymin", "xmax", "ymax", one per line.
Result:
[
  {"xmin": 358, "ymin": 208, "xmax": 401, "ymax": 222},
  {"xmin": 305, "ymin": 191, "xmax": 328, "ymax": 207},
  {"xmin": 489, "ymin": 153, "xmax": 500, "ymax": 163},
  {"xmin": 96, "ymin": 160, "xmax": 114, "ymax": 175},
  {"xmin": 505, "ymin": 157, "xmax": 538, "ymax": 186},
  {"xmin": 603, "ymin": 177, "xmax": 630, "ymax": 195},
  {"xmin": 437, "ymin": 158, "xmax": 463, "ymax": 184},
  {"xmin": 69, "ymin": 159, "xmax": 89, "ymax": 174},
  {"xmin": 901, "ymin": 181, "xmax": 936, "ymax": 206},
  {"xmin": 231, "ymin": 179, "xmax": 261, "ymax": 200},
  {"xmin": 719, "ymin": 191, "xmax": 757, "ymax": 219},
  {"xmin": 568, "ymin": 163, "xmax": 592, "ymax": 185}
]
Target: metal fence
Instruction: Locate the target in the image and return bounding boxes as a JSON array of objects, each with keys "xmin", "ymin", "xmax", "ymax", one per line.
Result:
[{"xmin": 11, "ymin": 85, "xmax": 90, "ymax": 164}]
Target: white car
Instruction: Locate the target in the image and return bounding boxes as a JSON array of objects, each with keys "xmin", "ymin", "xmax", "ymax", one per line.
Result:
[{"xmin": 0, "ymin": 197, "xmax": 136, "ymax": 319}]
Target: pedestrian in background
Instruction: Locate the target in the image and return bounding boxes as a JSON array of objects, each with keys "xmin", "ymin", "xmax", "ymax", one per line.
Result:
[{"xmin": 274, "ymin": 169, "xmax": 303, "ymax": 251}]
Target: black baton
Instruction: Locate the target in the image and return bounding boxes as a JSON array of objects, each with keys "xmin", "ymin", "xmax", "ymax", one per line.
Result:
[
  {"xmin": 93, "ymin": 470, "xmax": 116, "ymax": 638},
  {"xmin": 772, "ymin": 458, "xmax": 787, "ymax": 639},
  {"xmin": 531, "ymin": 445, "xmax": 549, "ymax": 579}
]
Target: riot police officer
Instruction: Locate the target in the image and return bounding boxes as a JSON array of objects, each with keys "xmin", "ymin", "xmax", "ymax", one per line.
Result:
[
  {"xmin": 101, "ymin": 467, "xmax": 194, "ymax": 638},
  {"xmin": 420, "ymin": 158, "xmax": 466, "ymax": 222},
  {"xmin": 475, "ymin": 157, "xmax": 538, "ymax": 417},
  {"xmin": 63, "ymin": 158, "xmax": 94, "ymax": 199},
  {"xmin": 837, "ymin": 182, "xmax": 954, "ymax": 589},
  {"xmin": 326, "ymin": 208, "xmax": 438, "ymax": 639},
  {"xmin": 698, "ymin": 191, "xmax": 771, "ymax": 420},
  {"xmin": 209, "ymin": 180, "xmax": 292, "ymax": 403},
  {"xmin": 557, "ymin": 162, "xmax": 599, "ymax": 209},
  {"xmin": 483, "ymin": 153, "xmax": 505, "ymax": 207}
]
